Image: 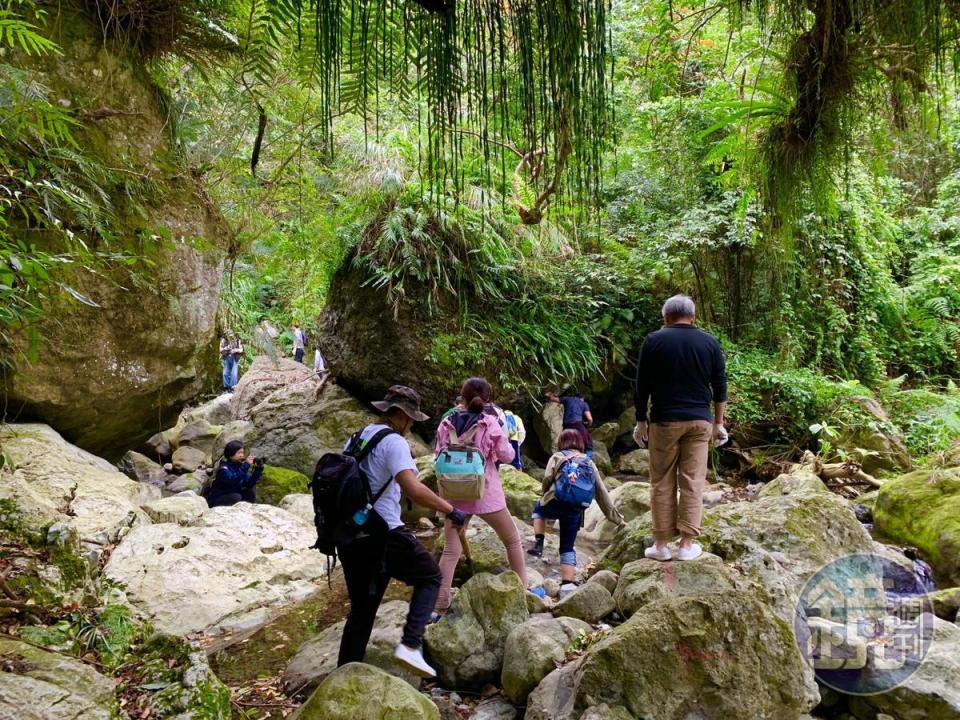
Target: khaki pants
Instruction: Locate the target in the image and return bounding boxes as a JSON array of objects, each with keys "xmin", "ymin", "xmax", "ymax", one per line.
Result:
[{"xmin": 648, "ymin": 420, "xmax": 712, "ymax": 542}]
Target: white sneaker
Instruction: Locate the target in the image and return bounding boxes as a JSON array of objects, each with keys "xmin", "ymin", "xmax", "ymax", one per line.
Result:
[
  {"xmin": 677, "ymin": 543, "xmax": 703, "ymax": 561},
  {"xmin": 644, "ymin": 544, "xmax": 672, "ymax": 561},
  {"xmin": 393, "ymin": 643, "xmax": 437, "ymax": 678}
]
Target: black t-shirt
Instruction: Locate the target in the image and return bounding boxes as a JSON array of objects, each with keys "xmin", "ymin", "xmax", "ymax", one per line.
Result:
[{"xmin": 634, "ymin": 324, "xmax": 727, "ymax": 423}]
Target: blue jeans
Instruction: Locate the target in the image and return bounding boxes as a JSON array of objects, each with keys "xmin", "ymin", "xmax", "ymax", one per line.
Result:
[
  {"xmin": 532, "ymin": 499, "xmax": 582, "ymax": 566},
  {"xmin": 510, "ymin": 440, "xmax": 522, "ymax": 470},
  {"xmin": 222, "ymin": 354, "xmax": 239, "ymax": 389}
]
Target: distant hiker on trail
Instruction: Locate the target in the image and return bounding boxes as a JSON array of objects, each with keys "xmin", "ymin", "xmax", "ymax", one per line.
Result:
[
  {"xmin": 219, "ymin": 330, "xmax": 243, "ymax": 392},
  {"xmin": 209, "ymin": 440, "xmax": 262, "ymax": 507},
  {"xmin": 503, "ymin": 410, "xmax": 526, "ymax": 470},
  {"xmin": 529, "ymin": 429, "xmax": 624, "ymax": 585},
  {"xmin": 634, "ymin": 294, "xmax": 728, "ymax": 562},
  {"xmin": 441, "ymin": 396, "xmax": 464, "ymax": 421},
  {"xmin": 434, "ymin": 377, "xmax": 529, "ymax": 615},
  {"xmin": 333, "ymin": 386, "xmax": 466, "ymax": 679},
  {"xmin": 547, "ymin": 386, "xmax": 594, "ymax": 457},
  {"xmin": 291, "ymin": 323, "xmax": 307, "ymax": 364},
  {"xmin": 313, "ymin": 347, "xmax": 327, "ymax": 376}
]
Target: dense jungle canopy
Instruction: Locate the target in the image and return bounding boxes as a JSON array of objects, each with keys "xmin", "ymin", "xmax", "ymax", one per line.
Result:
[{"xmin": 2, "ymin": 0, "xmax": 960, "ymax": 458}]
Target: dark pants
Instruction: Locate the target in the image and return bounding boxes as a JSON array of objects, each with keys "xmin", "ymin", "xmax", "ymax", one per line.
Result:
[
  {"xmin": 337, "ymin": 523, "xmax": 442, "ymax": 665},
  {"xmin": 564, "ymin": 421, "xmax": 593, "ymax": 452},
  {"xmin": 209, "ymin": 488, "xmax": 256, "ymax": 507},
  {"xmin": 532, "ymin": 499, "xmax": 582, "ymax": 566},
  {"xmin": 294, "ymin": 347, "xmax": 305, "ymax": 363},
  {"xmin": 510, "ymin": 440, "xmax": 523, "ymax": 470}
]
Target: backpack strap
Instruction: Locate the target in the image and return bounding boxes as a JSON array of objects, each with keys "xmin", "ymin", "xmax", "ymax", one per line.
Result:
[{"xmin": 352, "ymin": 427, "xmax": 399, "ymax": 505}]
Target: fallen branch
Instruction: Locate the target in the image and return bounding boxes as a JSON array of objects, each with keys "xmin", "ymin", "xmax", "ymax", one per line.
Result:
[{"xmin": 798, "ymin": 450, "xmax": 882, "ymax": 488}]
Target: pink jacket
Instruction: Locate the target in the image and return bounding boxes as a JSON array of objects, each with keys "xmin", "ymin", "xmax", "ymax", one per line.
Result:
[{"xmin": 434, "ymin": 413, "xmax": 515, "ymax": 515}]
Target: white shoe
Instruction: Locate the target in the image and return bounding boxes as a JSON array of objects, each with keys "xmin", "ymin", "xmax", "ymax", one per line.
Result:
[
  {"xmin": 677, "ymin": 543, "xmax": 703, "ymax": 561},
  {"xmin": 393, "ymin": 643, "xmax": 437, "ymax": 678},
  {"xmin": 644, "ymin": 544, "xmax": 672, "ymax": 561}
]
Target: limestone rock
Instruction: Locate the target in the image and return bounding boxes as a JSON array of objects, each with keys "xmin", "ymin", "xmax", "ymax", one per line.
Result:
[
  {"xmin": 524, "ymin": 659, "xmax": 582, "ymax": 720},
  {"xmin": 590, "ymin": 422, "xmax": 621, "ymax": 449},
  {"xmin": 176, "ymin": 419, "xmax": 222, "ymax": 461},
  {"xmin": 582, "ymin": 482, "xmax": 650, "ymax": 544},
  {"xmin": 104, "ymin": 502, "xmax": 325, "ymax": 638},
  {"xmin": 579, "ymin": 704, "xmax": 635, "ymax": 720},
  {"xmin": 0, "ymin": 638, "xmax": 119, "ymax": 720},
  {"xmin": 293, "ymin": 663, "xmax": 439, "ymax": 720},
  {"xmin": 586, "ymin": 569, "xmax": 618, "ymax": 594},
  {"xmin": 501, "ymin": 615, "xmax": 590, "ymax": 703},
  {"xmin": 181, "ymin": 393, "xmax": 234, "ymax": 427},
  {"xmin": 592, "ymin": 441, "xmax": 614, "ymax": 475},
  {"xmin": 834, "ymin": 396, "xmax": 912, "ymax": 474},
  {"xmin": 617, "ymin": 449, "xmax": 649, "ymax": 476},
  {"xmin": 141, "ymin": 493, "xmax": 208, "ymax": 525},
  {"xmin": 230, "ymin": 356, "xmax": 319, "ymax": 420},
  {"xmin": 597, "ymin": 513, "xmax": 654, "ymax": 572},
  {"xmin": 553, "ymin": 581, "xmax": 615, "ymax": 623},
  {"xmin": 280, "ymin": 493, "xmax": 315, "ymax": 527},
  {"xmin": 166, "ymin": 472, "xmax": 205, "ymax": 495},
  {"xmin": 424, "ymin": 572, "xmax": 529, "ymax": 688},
  {"xmin": 0, "ymin": 423, "xmax": 148, "ymax": 544},
  {"xmin": 258, "ymin": 465, "xmax": 310, "ymax": 506},
  {"xmin": 499, "ymin": 465, "xmax": 542, "ymax": 520},
  {"xmin": 613, "ymin": 554, "xmax": 740, "ymax": 617},
  {"xmin": 143, "ymin": 426, "xmax": 179, "ymax": 462},
  {"xmin": 284, "ymin": 601, "xmax": 420, "ymax": 694},
  {"xmin": 1, "ymin": 7, "xmax": 224, "ymax": 458},
  {"xmin": 407, "ymin": 432, "xmax": 432, "ymax": 458},
  {"xmin": 118, "ymin": 450, "xmax": 169, "ymax": 487},
  {"xmin": 571, "ymin": 591, "xmax": 819, "ymax": 718},
  {"xmin": 172, "ymin": 445, "xmax": 207, "ymax": 474},
  {"xmin": 874, "ymin": 467, "xmax": 960, "ymax": 585},
  {"xmin": 534, "ymin": 402, "xmax": 564, "ymax": 454}
]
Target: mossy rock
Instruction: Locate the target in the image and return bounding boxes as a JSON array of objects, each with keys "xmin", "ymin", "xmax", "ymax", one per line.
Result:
[
  {"xmin": 293, "ymin": 663, "xmax": 439, "ymax": 720},
  {"xmin": 874, "ymin": 467, "xmax": 960, "ymax": 586},
  {"xmin": 499, "ymin": 465, "xmax": 541, "ymax": 520},
  {"xmin": 258, "ymin": 465, "xmax": 311, "ymax": 506}
]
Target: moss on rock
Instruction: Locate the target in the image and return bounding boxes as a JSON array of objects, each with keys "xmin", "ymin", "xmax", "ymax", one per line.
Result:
[{"xmin": 258, "ymin": 465, "xmax": 310, "ymax": 506}]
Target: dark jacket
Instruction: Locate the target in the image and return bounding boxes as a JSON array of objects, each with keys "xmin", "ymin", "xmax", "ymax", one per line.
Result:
[{"xmin": 211, "ymin": 460, "xmax": 263, "ymax": 498}]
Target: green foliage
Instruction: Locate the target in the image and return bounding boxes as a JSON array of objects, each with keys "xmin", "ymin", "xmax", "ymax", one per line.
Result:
[{"xmin": 881, "ymin": 384, "xmax": 960, "ymax": 461}]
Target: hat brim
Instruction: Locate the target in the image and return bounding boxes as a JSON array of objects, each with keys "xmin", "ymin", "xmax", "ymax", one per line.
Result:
[{"xmin": 371, "ymin": 400, "xmax": 429, "ymax": 422}]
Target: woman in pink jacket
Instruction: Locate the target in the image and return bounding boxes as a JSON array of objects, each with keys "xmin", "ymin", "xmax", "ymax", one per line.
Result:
[{"xmin": 434, "ymin": 377, "xmax": 527, "ymax": 612}]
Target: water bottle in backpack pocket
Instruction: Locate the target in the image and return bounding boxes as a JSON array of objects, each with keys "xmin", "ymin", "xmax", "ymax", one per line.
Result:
[
  {"xmin": 435, "ymin": 424, "xmax": 485, "ymax": 500},
  {"xmin": 553, "ymin": 452, "xmax": 597, "ymax": 510}
]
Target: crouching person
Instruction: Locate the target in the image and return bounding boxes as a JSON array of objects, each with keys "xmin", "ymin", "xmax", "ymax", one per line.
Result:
[
  {"xmin": 209, "ymin": 440, "xmax": 262, "ymax": 507},
  {"xmin": 528, "ymin": 429, "xmax": 624, "ymax": 584},
  {"xmin": 335, "ymin": 385, "xmax": 466, "ymax": 678}
]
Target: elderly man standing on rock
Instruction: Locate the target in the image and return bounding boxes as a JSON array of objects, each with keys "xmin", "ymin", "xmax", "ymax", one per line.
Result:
[{"xmin": 633, "ymin": 294, "xmax": 728, "ymax": 562}]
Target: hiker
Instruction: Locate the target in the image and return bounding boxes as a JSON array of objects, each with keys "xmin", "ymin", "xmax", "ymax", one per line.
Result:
[
  {"xmin": 634, "ymin": 294, "xmax": 728, "ymax": 562},
  {"xmin": 314, "ymin": 347, "xmax": 327, "ymax": 376},
  {"xmin": 503, "ymin": 410, "xmax": 526, "ymax": 470},
  {"xmin": 209, "ymin": 440, "xmax": 262, "ymax": 507},
  {"xmin": 291, "ymin": 323, "xmax": 307, "ymax": 364},
  {"xmin": 547, "ymin": 387, "xmax": 594, "ymax": 456},
  {"xmin": 335, "ymin": 386, "xmax": 466, "ymax": 678},
  {"xmin": 529, "ymin": 429, "xmax": 624, "ymax": 583},
  {"xmin": 434, "ymin": 377, "xmax": 528, "ymax": 614},
  {"xmin": 441, "ymin": 396, "xmax": 464, "ymax": 421},
  {"xmin": 219, "ymin": 330, "xmax": 243, "ymax": 391}
]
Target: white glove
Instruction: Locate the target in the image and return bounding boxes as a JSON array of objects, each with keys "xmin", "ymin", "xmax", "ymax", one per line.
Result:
[
  {"xmin": 713, "ymin": 423, "xmax": 729, "ymax": 445},
  {"xmin": 633, "ymin": 421, "xmax": 648, "ymax": 448}
]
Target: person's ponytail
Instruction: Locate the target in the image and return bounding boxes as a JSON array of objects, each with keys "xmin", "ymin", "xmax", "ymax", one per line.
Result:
[
  {"xmin": 461, "ymin": 377, "xmax": 493, "ymax": 415},
  {"xmin": 466, "ymin": 395, "xmax": 485, "ymax": 413}
]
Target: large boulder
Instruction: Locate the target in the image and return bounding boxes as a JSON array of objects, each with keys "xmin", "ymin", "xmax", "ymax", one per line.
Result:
[
  {"xmin": 533, "ymin": 402, "xmax": 564, "ymax": 454},
  {"xmin": 613, "ymin": 554, "xmax": 742, "ymax": 618},
  {"xmin": 499, "ymin": 465, "xmax": 542, "ymax": 520},
  {"xmin": 141, "ymin": 493, "xmax": 208, "ymax": 525},
  {"xmin": 280, "ymin": 493, "xmax": 314, "ymax": 527},
  {"xmin": 424, "ymin": 572, "xmax": 529, "ymax": 689},
  {"xmin": 501, "ymin": 615, "xmax": 591, "ymax": 704},
  {"xmin": 581, "ymin": 482, "xmax": 649, "ymax": 544},
  {"xmin": 1, "ymin": 7, "xmax": 224, "ymax": 458},
  {"xmin": 0, "ymin": 423, "xmax": 148, "ymax": 544},
  {"xmin": 230, "ymin": 357, "xmax": 318, "ymax": 421},
  {"xmin": 833, "ymin": 396, "xmax": 912, "ymax": 475},
  {"xmin": 0, "ymin": 638, "xmax": 119, "ymax": 720},
  {"xmin": 873, "ymin": 467, "xmax": 960, "ymax": 585},
  {"xmin": 176, "ymin": 419, "xmax": 222, "ymax": 462},
  {"xmin": 118, "ymin": 450, "xmax": 170, "ymax": 487},
  {"xmin": 258, "ymin": 465, "xmax": 310, "ymax": 506},
  {"xmin": 617, "ymin": 449, "xmax": 649, "ymax": 477},
  {"xmin": 553, "ymin": 581, "xmax": 615, "ymax": 624},
  {"xmin": 103, "ymin": 503, "xmax": 325, "ymax": 640},
  {"xmin": 292, "ymin": 663, "xmax": 439, "ymax": 720},
  {"xmin": 180, "ymin": 393, "xmax": 234, "ymax": 426},
  {"xmin": 283, "ymin": 600, "xmax": 419, "ymax": 694},
  {"xmin": 564, "ymin": 591, "xmax": 819, "ymax": 719},
  {"xmin": 172, "ymin": 445, "xmax": 207, "ymax": 473}
]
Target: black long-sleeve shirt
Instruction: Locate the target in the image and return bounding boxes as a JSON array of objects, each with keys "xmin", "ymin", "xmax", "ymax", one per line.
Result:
[{"xmin": 634, "ymin": 324, "xmax": 727, "ymax": 423}]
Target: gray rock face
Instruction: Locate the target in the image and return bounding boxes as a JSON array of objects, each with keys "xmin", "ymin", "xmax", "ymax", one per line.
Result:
[
  {"xmin": 586, "ymin": 569, "xmax": 619, "ymax": 594},
  {"xmin": 835, "ymin": 396, "xmax": 912, "ymax": 474},
  {"xmin": 424, "ymin": 572, "xmax": 529, "ymax": 689},
  {"xmin": 118, "ymin": 450, "xmax": 169, "ymax": 487},
  {"xmin": 172, "ymin": 445, "xmax": 207, "ymax": 473},
  {"xmin": 581, "ymin": 482, "xmax": 649, "ymax": 544},
  {"xmin": 176, "ymin": 419, "xmax": 222, "ymax": 461},
  {"xmin": 0, "ymin": 423, "xmax": 147, "ymax": 544},
  {"xmin": 533, "ymin": 402, "xmax": 564, "ymax": 454},
  {"xmin": 104, "ymin": 502, "xmax": 325, "ymax": 639},
  {"xmin": 283, "ymin": 601, "xmax": 419, "ymax": 694},
  {"xmin": 613, "ymin": 554, "xmax": 741, "ymax": 618},
  {"xmin": 0, "ymin": 638, "xmax": 119, "ymax": 720},
  {"xmin": 524, "ymin": 659, "xmax": 582, "ymax": 720},
  {"xmin": 1, "ymin": 8, "xmax": 224, "ymax": 458},
  {"xmin": 293, "ymin": 663, "xmax": 439, "ymax": 720},
  {"xmin": 501, "ymin": 615, "xmax": 591, "ymax": 703},
  {"xmin": 617, "ymin": 449, "xmax": 650, "ymax": 476},
  {"xmin": 141, "ymin": 493, "xmax": 208, "ymax": 525},
  {"xmin": 553, "ymin": 581, "xmax": 615, "ymax": 623}
]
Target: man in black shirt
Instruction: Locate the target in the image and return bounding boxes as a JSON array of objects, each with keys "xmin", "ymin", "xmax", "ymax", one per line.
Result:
[{"xmin": 633, "ymin": 295, "xmax": 728, "ymax": 562}]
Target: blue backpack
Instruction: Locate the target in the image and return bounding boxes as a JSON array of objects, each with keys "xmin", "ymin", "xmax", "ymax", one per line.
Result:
[{"xmin": 553, "ymin": 451, "xmax": 596, "ymax": 510}]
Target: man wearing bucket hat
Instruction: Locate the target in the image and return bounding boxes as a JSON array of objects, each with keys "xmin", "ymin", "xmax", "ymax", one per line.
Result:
[{"xmin": 336, "ymin": 385, "xmax": 467, "ymax": 679}]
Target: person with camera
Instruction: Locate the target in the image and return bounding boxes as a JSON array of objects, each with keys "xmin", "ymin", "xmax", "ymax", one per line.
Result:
[{"xmin": 209, "ymin": 440, "xmax": 263, "ymax": 507}]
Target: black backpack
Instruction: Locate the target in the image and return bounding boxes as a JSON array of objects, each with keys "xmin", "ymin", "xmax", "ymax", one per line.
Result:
[{"xmin": 309, "ymin": 427, "xmax": 396, "ymax": 566}]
